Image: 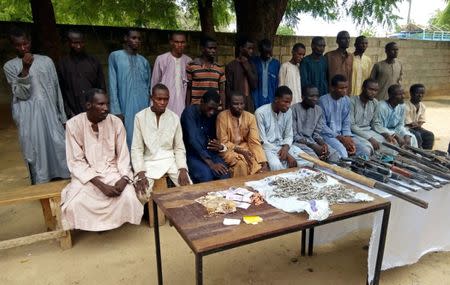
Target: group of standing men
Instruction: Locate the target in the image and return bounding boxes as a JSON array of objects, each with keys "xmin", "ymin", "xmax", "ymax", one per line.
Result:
[{"xmin": 3, "ymin": 27, "xmax": 435, "ymax": 232}]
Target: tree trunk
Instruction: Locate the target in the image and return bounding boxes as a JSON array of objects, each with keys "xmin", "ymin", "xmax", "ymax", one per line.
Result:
[
  {"xmin": 197, "ymin": 0, "xmax": 216, "ymax": 38},
  {"xmin": 234, "ymin": 0, "xmax": 288, "ymax": 43},
  {"xmin": 30, "ymin": 0, "xmax": 61, "ymax": 61}
]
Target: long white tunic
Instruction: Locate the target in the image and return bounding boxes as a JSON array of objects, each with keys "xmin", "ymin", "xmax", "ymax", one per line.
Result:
[
  {"xmin": 61, "ymin": 113, "xmax": 143, "ymax": 231},
  {"xmin": 131, "ymin": 108, "xmax": 189, "ymax": 197},
  {"xmin": 279, "ymin": 61, "xmax": 302, "ymax": 104}
]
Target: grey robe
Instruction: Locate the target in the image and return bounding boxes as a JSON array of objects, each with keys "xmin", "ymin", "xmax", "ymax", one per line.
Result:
[
  {"xmin": 3, "ymin": 54, "xmax": 70, "ymax": 184},
  {"xmin": 349, "ymin": 96, "xmax": 395, "ymax": 155},
  {"xmin": 370, "ymin": 59, "xmax": 403, "ymax": 101},
  {"xmin": 291, "ymin": 103, "xmax": 340, "ymax": 161}
]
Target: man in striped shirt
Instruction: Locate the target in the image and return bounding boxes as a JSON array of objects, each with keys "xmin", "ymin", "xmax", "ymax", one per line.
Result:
[{"xmin": 186, "ymin": 36, "xmax": 226, "ymax": 109}]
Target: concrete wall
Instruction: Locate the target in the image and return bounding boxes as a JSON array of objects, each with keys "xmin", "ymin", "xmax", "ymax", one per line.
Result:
[{"xmin": 1, "ymin": 22, "xmax": 450, "ymax": 120}]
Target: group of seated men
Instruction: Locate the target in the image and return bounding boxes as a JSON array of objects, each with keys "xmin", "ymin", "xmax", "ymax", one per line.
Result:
[
  {"xmin": 61, "ymin": 77, "xmax": 432, "ymax": 231},
  {"xmin": 3, "ymin": 27, "xmax": 435, "ymax": 232}
]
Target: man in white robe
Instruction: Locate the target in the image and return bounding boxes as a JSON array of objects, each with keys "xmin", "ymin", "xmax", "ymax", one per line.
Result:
[
  {"xmin": 255, "ymin": 86, "xmax": 311, "ymax": 170},
  {"xmin": 61, "ymin": 89, "xmax": 143, "ymax": 231},
  {"xmin": 131, "ymin": 84, "xmax": 191, "ymax": 201},
  {"xmin": 279, "ymin": 43, "xmax": 306, "ymax": 104}
]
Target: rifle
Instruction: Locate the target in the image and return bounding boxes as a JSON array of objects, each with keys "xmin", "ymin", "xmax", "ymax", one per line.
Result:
[
  {"xmin": 299, "ymin": 153, "xmax": 428, "ymax": 209},
  {"xmin": 349, "ymin": 159, "xmax": 430, "ymax": 191},
  {"xmin": 370, "ymin": 157, "xmax": 441, "ymax": 188},
  {"xmin": 395, "ymin": 155, "xmax": 450, "ymax": 181},
  {"xmin": 382, "ymin": 142, "xmax": 450, "ymax": 173},
  {"xmin": 405, "ymin": 145, "xmax": 450, "ymax": 168}
]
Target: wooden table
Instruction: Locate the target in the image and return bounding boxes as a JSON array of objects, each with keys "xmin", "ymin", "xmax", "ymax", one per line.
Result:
[{"xmin": 151, "ymin": 169, "xmax": 391, "ymax": 285}]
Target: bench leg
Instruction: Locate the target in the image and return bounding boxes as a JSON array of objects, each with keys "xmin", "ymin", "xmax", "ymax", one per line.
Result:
[
  {"xmin": 40, "ymin": 198, "xmax": 56, "ymax": 231},
  {"xmin": 50, "ymin": 197, "xmax": 72, "ymax": 250}
]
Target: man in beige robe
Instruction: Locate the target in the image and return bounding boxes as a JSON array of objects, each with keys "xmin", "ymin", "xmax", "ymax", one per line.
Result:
[
  {"xmin": 216, "ymin": 93, "xmax": 269, "ymax": 177},
  {"xmin": 61, "ymin": 89, "xmax": 143, "ymax": 231},
  {"xmin": 350, "ymin": 36, "xmax": 372, "ymax": 96},
  {"xmin": 131, "ymin": 84, "xmax": 191, "ymax": 200}
]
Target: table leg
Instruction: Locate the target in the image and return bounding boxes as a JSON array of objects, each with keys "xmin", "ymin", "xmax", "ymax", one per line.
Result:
[
  {"xmin": 153, "ymin": 199, "xmax": 163, "ymax": 285},
  {"xmin": 371, "ymin": 205, "xmax": 391, "ymax": 285},
  {"xmin": 301, "ymin": 229, "xmax": 306, "ymax": 256},
  {"xmin": 196, "ymin": 254, "xmax": 203, "ymax": 285},
  {"xmin": 308, "ymin": 227, "xmax": 315, "ymax": 256}
]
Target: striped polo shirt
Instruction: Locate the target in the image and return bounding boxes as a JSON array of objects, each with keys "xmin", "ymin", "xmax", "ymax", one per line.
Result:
[{"xmin": 186, "ymin": 60, "xmax": 226, "ymax": 105}]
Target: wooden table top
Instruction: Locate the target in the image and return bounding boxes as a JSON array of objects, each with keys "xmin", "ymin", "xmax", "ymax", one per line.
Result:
[{"xmin": 152, "ymin": 168, "xmax": 390, "ymax": 254}]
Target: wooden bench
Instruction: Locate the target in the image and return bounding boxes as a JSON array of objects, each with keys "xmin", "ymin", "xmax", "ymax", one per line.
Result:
[{"xmin": 0, "ymin": 180, "xmax": 72, "ymax": 250}]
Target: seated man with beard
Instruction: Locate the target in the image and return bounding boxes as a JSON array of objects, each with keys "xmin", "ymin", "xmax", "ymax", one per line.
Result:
[{"xmin": 61, "ymin": 89, "xmax": 143, "ymax": 231}]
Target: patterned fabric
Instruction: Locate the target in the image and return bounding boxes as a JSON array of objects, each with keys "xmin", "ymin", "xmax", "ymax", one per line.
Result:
[{"xmin": 186, "ymin": 60, "xmax": 226, "ymax": 105}]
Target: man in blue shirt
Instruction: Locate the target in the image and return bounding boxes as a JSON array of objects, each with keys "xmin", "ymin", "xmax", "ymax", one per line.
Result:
[
  {"xmin": 180, "ymin": 89, "xmax": 230, "ymax": 183},
  {"xmin": 251, "ymin": 39, "xmax": 280, "ymax": 110},
  {"xmin": 108, "ymin": 29, "xmax": 151, "ymax": 148},
  {"xmin": 319, "ymin": 75, "xmax": 371, "ymax": 158},
  {"xmin": 372, "ymin": 84, "xmax": 417, "ymax": 148}
]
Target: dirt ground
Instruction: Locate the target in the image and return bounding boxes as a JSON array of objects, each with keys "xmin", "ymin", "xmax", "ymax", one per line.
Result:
[{"xmin": 0, "ymin": 99, "xmax": 449, "ymax": 285}]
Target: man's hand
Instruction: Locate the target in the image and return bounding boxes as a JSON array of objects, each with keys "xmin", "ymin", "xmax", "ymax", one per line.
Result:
[
  {"xmin": 286, "ymin": 154, "xmax": 298, "ymax": 168},
  {"xmin": 403, "ymin": 135, "xmax": 412, "ymax": 147},
  {"xmin": 207, "ymin": 139, "xmax": 224, "ymax": 152},
  {"xmin": 316, "ymin": 139, "xmax": 329, "ymax": 156},
  {"xmin": 114, "ymin": 177, "xmax": 128, "ymax": 193},
  {"xmin": 101, "ymin": 185, "xmax": 122, "ymax": 197},
  {"xmin": 338, "ymin": 136, "xmax": 356, "ymax": 155},
  {"xmin": 311, "ymin": 144, "xmax": 324, "ymax": 157},
  {"xmin": 134, "ymin": 171, "xmax": 149, "ymax": 196},
  {"xmin": 235, "ymin": 147, "xmax": 254, "ymax": 167},
  {"xmin": 258, "ymin": 162, "xmax": 269, "ymax": 173},
  {"xmin": 239, "ymin": 55, "xmax": 249, "ymax": 64},
  {"xmin": 20, "ymin": 53, "xmax": 34, "ymax": 77},
  {"xmin": 90, "ymin": 177, "xmax": 120, "ymax": 197},
  {"xmin": 407, "ymin": 122, "xmax": 419, "ymax": 129},
  {"xmin": 278, "ymin": 145, "xmax": 290, "ymax": 161},
  {"xmin": 368, "ymin": 137, "xmax": 380, "ymax": 150},
  {"xmin": 209, "ymin": 162, "xmax": 229, "ymax": 176},
  {"xmin": 394, "ymin": 134, "xmax": 405, "ymax": 147},
  {"xmin": 178, "ymin": 168, "xmax": 190, "ymax": 186},
  {"xmin": 382, "ymin": 133, "xmax": 396, "ymax": 144}
]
